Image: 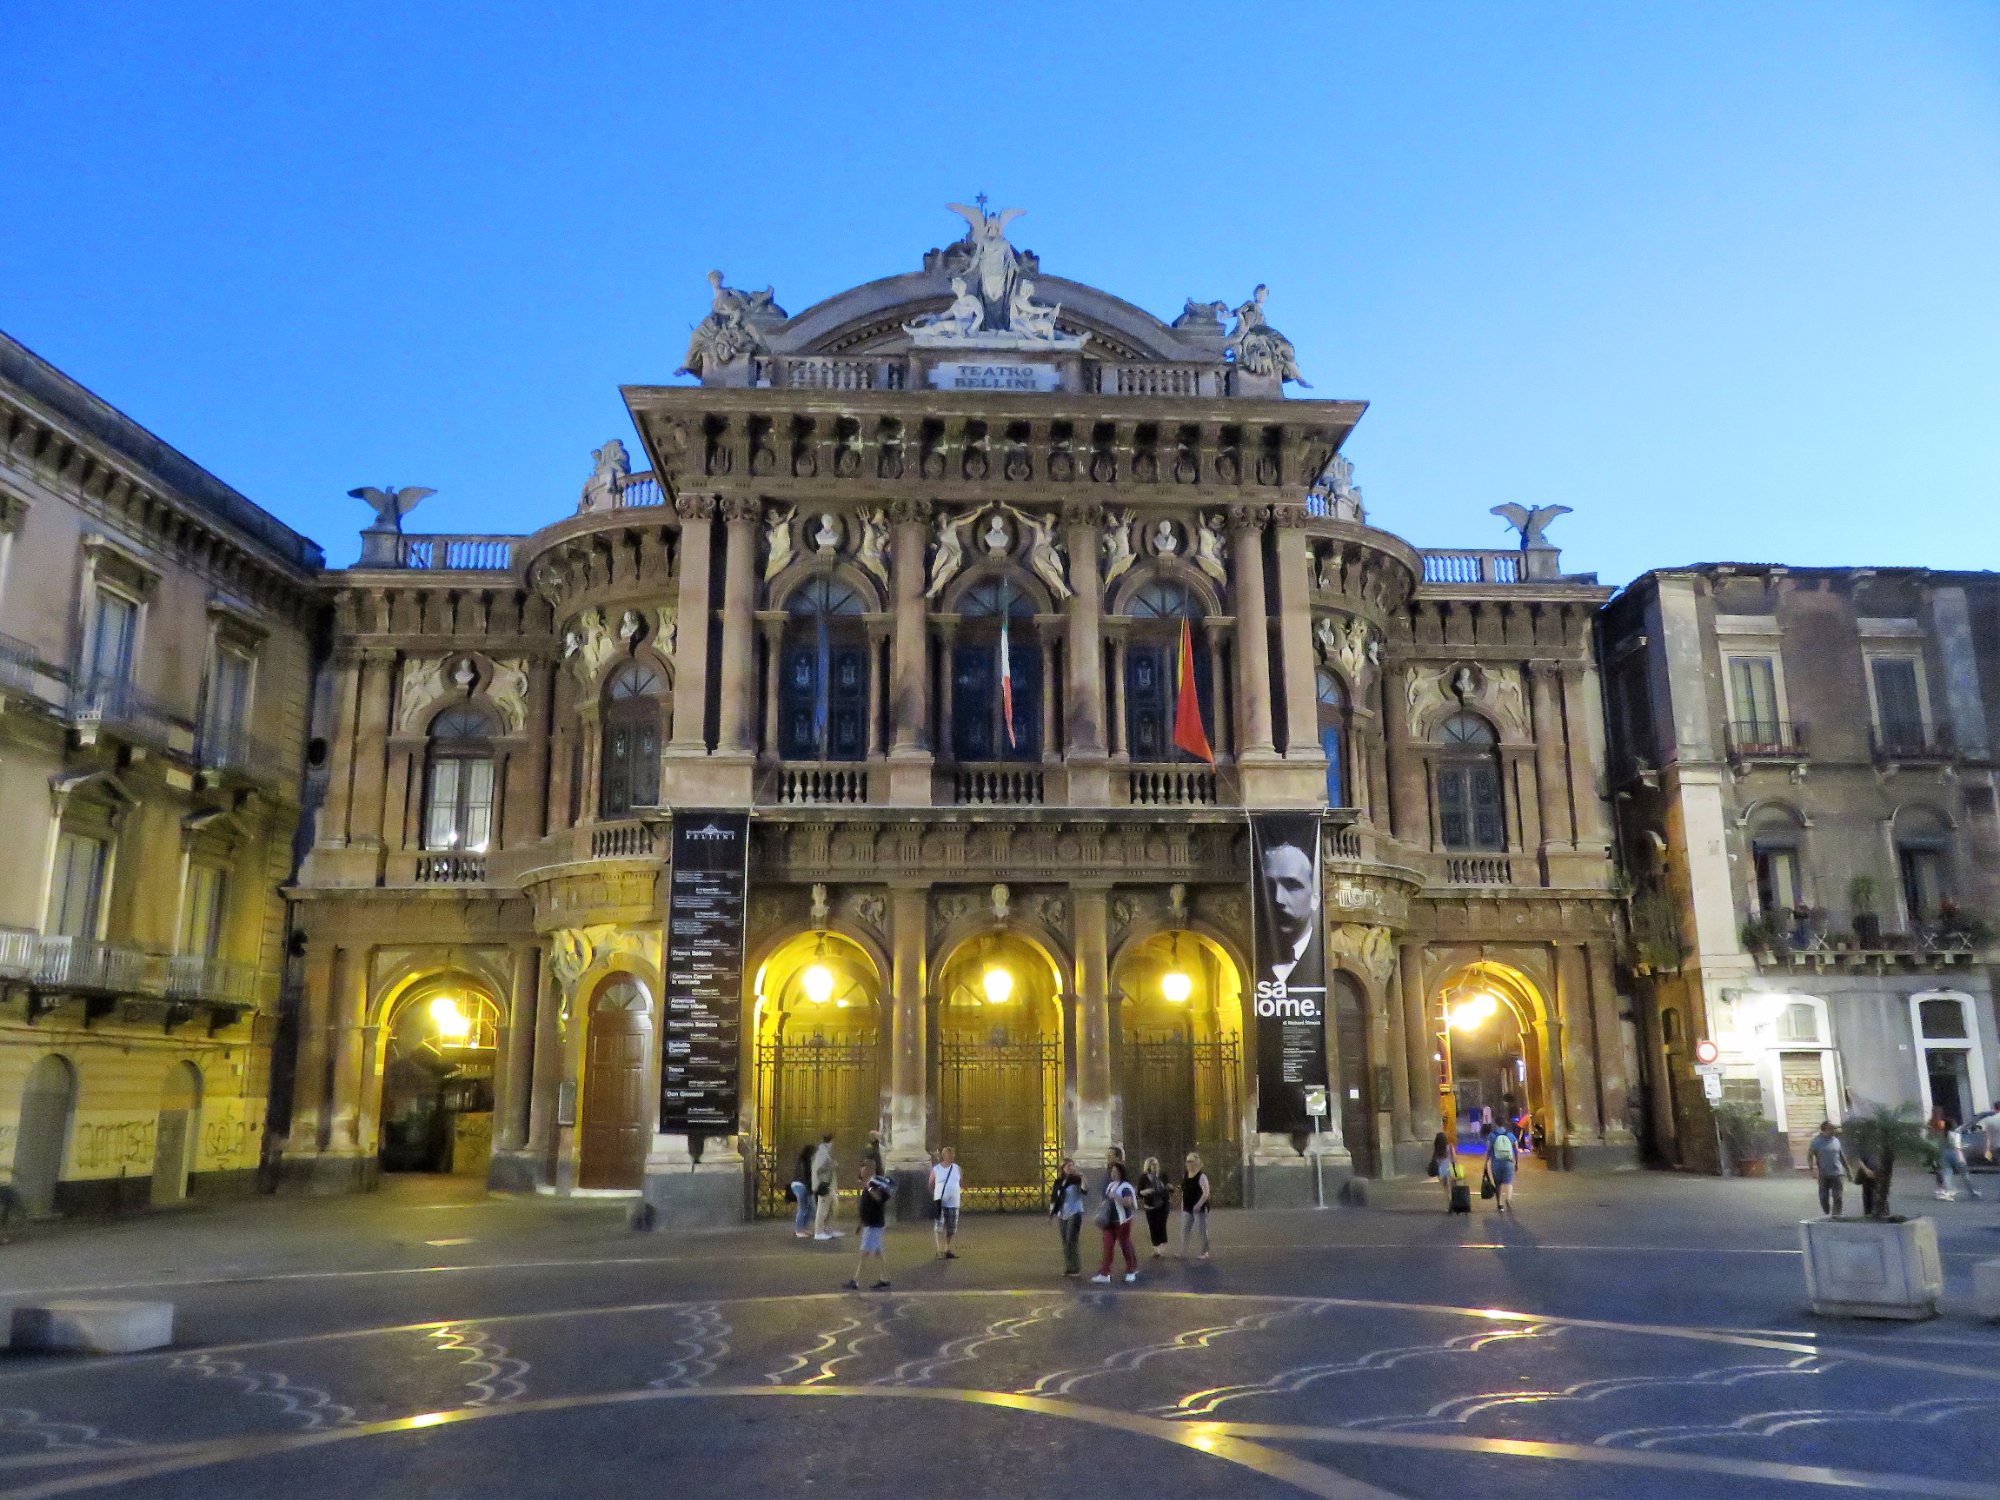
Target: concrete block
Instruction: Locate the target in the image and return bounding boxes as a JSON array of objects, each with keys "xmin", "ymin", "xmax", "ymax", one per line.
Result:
[
  {"xmin": 1974, "ymin": 1259, "xmax": 2000, "ymax": 1322},
  {"xmin": 1799, "ymin": 1216, "xmax": 1942, "ymax": 1321},
  {"xmin": 11, "ymin": 1300, "xmax": 174, "ymax": 1354}
]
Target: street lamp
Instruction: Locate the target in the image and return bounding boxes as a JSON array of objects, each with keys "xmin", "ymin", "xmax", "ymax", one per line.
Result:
[
  {"xmin": 1448, "ymin": 991, "xmax": 1498, "ymax": 1031},
  {"xmin": 802, "ymin": 963, "xmax": 836, "ymax": 1006},
  {"xmin": 981, "ymin": 965, "xmax": 1014, "ymax": 1005},
  {"xmin": 1161, "ymin": 968, "xmax": 1193, "ymax": 1004},
  {"xmin": 429, "ymin": 996, "xmax": 471, "ymax": 1043}
]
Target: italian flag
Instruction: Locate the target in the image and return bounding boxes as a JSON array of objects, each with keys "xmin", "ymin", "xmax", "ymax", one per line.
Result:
[
  {"xmin": 1172, "ymin": 617, "xmax": 1214, "ymax": 764},
  {"xmin": 999, "ymin": 597, "xmax": 1017, "ymax": 748}
]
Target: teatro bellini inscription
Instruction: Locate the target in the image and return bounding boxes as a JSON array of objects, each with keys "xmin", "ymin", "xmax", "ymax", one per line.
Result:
[{"xmin": 927, "ymin": 361, "xmax": 1062, "ymax": 392}]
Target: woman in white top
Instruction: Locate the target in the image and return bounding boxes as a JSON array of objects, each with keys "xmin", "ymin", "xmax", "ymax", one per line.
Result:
[
  {"xmin": 929, "ymin": 1145, "xmax": 964, "ymax": 1259},
  {"xmin": 1092, "ymin": 1160, "xmax": 1140, "ymax": 1283}
]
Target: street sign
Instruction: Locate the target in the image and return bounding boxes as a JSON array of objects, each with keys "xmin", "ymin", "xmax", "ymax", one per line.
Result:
[
  {"xmin": 1702, "ymin": 1073, "xmax": 1725, "ymax": 1102},
  {"xmin": 1303, "ymin": 1085, "xmax": 1329, "ymax": 1119},
  {"xmin": 1693, "ymin": 1061, "xmax": 1725, "ymax": 1079},
  {"xmin": 1693, "ymin": 1039, "xmax": 1720, "ymax": 1066}
]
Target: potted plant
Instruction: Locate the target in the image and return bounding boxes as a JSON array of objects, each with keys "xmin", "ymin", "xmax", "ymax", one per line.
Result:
[
  {"xmin": 1712, "ymin": 1102, "xmax": 1770, "ymax": 1175},
  {"xmin": 1799, "ymin": 1104, "xmax": 1944, "ymax": 1319},
  {"xmin": 1849, "ymin": 875, "xmax": 1881, "ymax": 949},
  {"xmin": 1740, "ymin": 915, "xmax": 1785, "ymax": 958},
  {"xmin": 1935, "ymin": 900, "xmax": 1993, "ymax": 950}
]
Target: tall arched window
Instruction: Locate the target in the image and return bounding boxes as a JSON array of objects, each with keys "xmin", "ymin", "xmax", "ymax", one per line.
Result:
[
  {"xmin": 1316, "ymin": 669, "xmax": 1347, "ymax": 807},
  {"xmin": 1434, "ymin": 712, "xmax": 1503, "ymax": 851},
  {"xmin": 1123, "ymin": 579, "xmax": 1214, "ymax": 762},
  {"xmin": 1892, "ymin": 807, "xmax": 1952, "ymax": 925},
  {"xmin": 424, "ymin": 705, "xmax": 497, "ymax": 851},
  {"xmin": 778, "ymin": 575, "xmax": 869, "ymax": 762},
  {"xmin": 950, "ymin": 575, "xmax": 1040, "ymax": 762},
  {"xmin": 600, "ymin": 662, "xmax": 663, "ymax": 817}
]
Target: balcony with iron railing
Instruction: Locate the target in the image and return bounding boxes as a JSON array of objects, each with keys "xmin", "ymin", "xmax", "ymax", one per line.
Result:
[
  {"xmin": 0, "ymin": 631, "xmax": 49, "ymax": 699},
  {"xmin": 1727, "ymin": 719, "xmax": 1809, "ymax": 761},
  {"xmin": 164, "ymin": 953, "xmax": 259, "ymax": 1007},
  {"xmin": 1871, "ymin": 722, "xmax": 1955, "ymax": 765},
  {"xmin": 13, "ymin": 934, "xmax": 154, "ymax": 992},
  {"xmin": 67, "ymin": 674, "xmax": 183, "ymax": 750},
  {"xmin": 197, "ymin": 719, "xmax": 294, "ymax": 785}
]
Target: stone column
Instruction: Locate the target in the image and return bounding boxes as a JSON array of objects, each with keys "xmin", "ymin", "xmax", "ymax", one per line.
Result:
[
  {"xmin": 887, "ymin": 886, "xmax": 929, "ymax": 1167},
  {"xmin": 286, "ymin": 940, "xmax": 339, "ymax": 1151},
  {"xmin": 1063, "ymin": 502, "xmax": 1110, "ymax": 802},
  {"xmin": 1382, "ymin": 959, "xmax": 1413, "ymax": 1145},
  {"xmin": 866, "ymin": 624, "xmax": 889, "ymax": 759},
  {"xmin": 1562, "ymin": 664, "xmax": 1612, "ymax": 848},
  {"xmin": 1528, "ymin": 664, "xmax": 1575, "ymax": 850},
  {"xmin": 317, "ymin": 649, "xmax": 363, "ymax": 846},
  {"xmin": 1229, "ymin": 506, "xmax": 1278, "ymax": 761},
  {"xmin": 1272, "ymin": 507, "xmax": 1324, "ymax": 766},
  {"xmin": 325, "ymin": 943, "xmax": 371, "ymax": 1152},
  {"xmin": 1107, "ymin": 638, "xmax": 1128, "ymax": 760},
  {"xmin": 887, "ymin": 501, "xmax": 933, "ymax": 796},
  {"xmin": 503, "ymin": 661, "xmax": 554, "ymax": 847},
  {"xmin": 668, "ymin": 497, "xmax": 715, "ymax": 754},
  {"xmin": 347, "ymin": 649, "xmax": 397, "ymax": 848},
  {"xmin": 1039, "ymin": 636, "xmax": 1059, "ymax": 759},
  {"xmin": 1382, "ymin": 669, "xmax": 1429, "ymax": 844},
  {"xmin": 524, "ymin": 957, "xmax": 565, "ymax": 1173},
  {"xmin": 1555, "ymin": 942, "xmax": 1601, "ymax": 1143},
  {"xmin": 758, "ymin": 618, "xmax": 784, "ymax": 757},
  {"xmin": 1399, "ymin": 941, "xmax": 1439, "ymax": 1139},
  {"xmin": 546, "ymin": 674, "xmax": 578, "ymax": 833},
  {"xmin": 381, "ymin": 744, "xmax": 417, "ymax": 852},
  {"xmin": 715, "ymin": 499, "xmax": 760, "ymax": 755},
  {"xmin": 1073, "ymin": 885, "xmax": 1114, "ymax": 1155},
  {"xmin": 1205, "ymin": 631, "xmax": 1232, "ymax": 760},
  {"xmin": 493, "ymin": 943, "xmax": 540, "ymax": 1153},
  {"xmin": 1587, "ymin": 941, "xmax": 1632, "ymax": 1143}
]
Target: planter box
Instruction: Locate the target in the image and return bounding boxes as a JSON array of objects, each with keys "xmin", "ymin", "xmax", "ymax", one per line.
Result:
[
  {"xmin": 1800, "ymin": 1216, "xmax": 1942, "ymax": 1320},
  {"xmin": 1976, "ymin": 1259, "xmax": 2000, "ymax": 1322}
]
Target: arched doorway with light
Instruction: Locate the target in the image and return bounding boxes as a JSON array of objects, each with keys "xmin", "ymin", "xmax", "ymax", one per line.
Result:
[
  {"xmin": 579, "ymin": 973, "xmax": 656, "ymax": 1190},
  {"xmin": 748, "ymin": 930, "xmax": 883, "ymax": 1217},
  {"xmin": 1112, "ymin": 928, "xmax": 1245, "ymax": 1205},
  {"xmin": 151, "ymin": 1061, "xmax": 203, "ymax": 1205},
  {"xmin": 930, "ymin": 931, "xmax": 1063, "ymax": 1209},
  {"xmin": 1437, "ymin": 961, "xmax": 1555, "ymax": 1160},
  {"xmin": 376, "ymin": 976, "xmax": 500, "ymax": 1177}
]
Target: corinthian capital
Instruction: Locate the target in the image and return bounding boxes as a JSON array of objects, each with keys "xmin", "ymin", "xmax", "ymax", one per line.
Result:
[
  {"xmin": 1060, "ymin": 501, "xmax": 1105, "ymax": 528},
  {"xmin": 674, "ymin": 494, "xmax": 717, "ymax": 521},
  {"xmin": 1228, "ymin": 503, "xmax": 1273, "ymax": 532},
  {"xmin": 889, "ymin": 498, "xmax": 934, "ymax": 526},
  {"xmin": 719, "ymin": 496, "xmax": 761, "ymax": 525}
]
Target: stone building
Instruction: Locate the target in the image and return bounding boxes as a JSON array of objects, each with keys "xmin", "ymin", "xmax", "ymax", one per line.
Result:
[
  {"xmin": 0, "ymin": 332, "xmax": 323, "ymax": 1214},
  {"xmin": 282, "ymin": 205, "xmax": 1636, "ymax": 1219},
  {"xmin": 1603, "ymin": 565, "xmax": 2000, "ymax": 1171}
]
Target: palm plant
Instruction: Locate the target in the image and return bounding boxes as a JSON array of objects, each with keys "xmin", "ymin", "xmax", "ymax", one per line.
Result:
[{"xmin": 1840, "ymin": 1104, "xmax": 1935, "ymax": 1219}]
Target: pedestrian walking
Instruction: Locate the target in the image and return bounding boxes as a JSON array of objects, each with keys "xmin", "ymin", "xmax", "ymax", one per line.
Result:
[
  {"xmin": 1049, "ymin": 1157, "xmax": 1086, "ymax": 1276},
  {"xmin": 1138, "ymin": 1156, "xmax": 1172, "ymax": 1258},
  {"xmin": 1487, "ymin": 1125, "xmax": 1518, "ymax": 1213},
  {"xmin": 1091, "ymin": 1160, "xmax": 1140, "ymax": 1284},
  {"xmin": 790, "ymin": 1141, "xmax": 816, "ymax": 1238},
  {"xmin": 930, "ymin": 1145, "xmax": 963, "ymax": 1259},
  {"xmin": 811, "ymin": 1133, "xmax": 841, "ymax": 1240},
  {"xmin": 861, "ymin": 1129, "xmax": 885, "ymax": 1179},
  {"xmin": 1940, "ymin": 1120, "xmax": 1982, "ymax": 1200},
  {"xmin": 843, "ymin": 1163, "xmax": 895, "ymax": 1290},
  {"xmin": 1479, "ymin": 1104, "xmax": 1495, "ymax": 1141},
  {"xmin": 1180, "ymin": 1152, "xmax": 1212, "ymax": 1259},
  {"xmin": 1428, "ymin": 1131, "xmax": 1455, "ymax": 1209},
  {"xmin": 1806, "ymin": 1120, "xmax": 1849, "ymax": 1217}
]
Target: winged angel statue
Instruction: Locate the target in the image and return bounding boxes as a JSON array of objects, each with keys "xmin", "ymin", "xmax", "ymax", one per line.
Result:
[
  {"xmin": 946, "ymin": 200, "xmax": 1027, "ymax": 313},
  {"xmin": 349, "ymin": 485, "xmax": 435, "ymax": 534}
]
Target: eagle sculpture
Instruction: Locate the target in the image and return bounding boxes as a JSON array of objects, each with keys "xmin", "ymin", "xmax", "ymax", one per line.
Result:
[
  {"xmin": 1490, "ymin": 503, "xmax": 1572, "ymax": 549},
  {"xmin": 349, "ymin": 485, "xmax": 436, "ymax": 533}
]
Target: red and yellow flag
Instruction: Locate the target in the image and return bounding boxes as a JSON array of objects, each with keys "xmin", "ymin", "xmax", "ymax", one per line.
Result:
[{"xmin": 1171, "ymin": 617, "xmax": 1214, "ymax": 764}]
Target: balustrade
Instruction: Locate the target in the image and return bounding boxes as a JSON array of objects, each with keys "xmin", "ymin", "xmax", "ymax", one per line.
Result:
[
  {"xmin": 397, "ymin": 535, "xmax": 516, "ymax": 570},
  {"xmin": 769, "ymin": 763, "xmax": 871, "ymax": 806},
  {"xmin": 1120, "ymin": 763, "xmax": 1221, "ymax": 807},
  {"xmin": 948, "ymin": 764, "xmax": 1047, "ymax": 806},
  {"xmin": 1420, "ymin": 550, "xmax": 1522, "ymax": 585},
  {"xmin": 1108, "ymin": 364, "xmax": 1226, "ymax": 397},
  {"xmin": 590, "ymin": 819, "xmax": 663, "ymax": 858},
  {"xmin": 612, "ymin": 472, "xmax": 663, "ymax": 508},
  {"xmin": 165, "ymin": 954, "xmax": 258, "ymax": 1005},
  {"xmin": 1326, "ymin": 825, "xmax": 1364, "ymax": 860},
  {"xmin": 1445, "ymin": 855, "xmax": 1514, "ymax": 886},
  {"xmin": 414, "ymin": 852, "xmax": 489, "ymax": 883},
  {"xmin": 26, "ymin": 935, "xmax": 153, "ymax": 991}
]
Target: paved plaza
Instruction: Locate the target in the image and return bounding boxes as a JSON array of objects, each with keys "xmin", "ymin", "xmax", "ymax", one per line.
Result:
[{"xmin": 1, "ymin": 1168, "xmax": 1997, "ymax": 1499}]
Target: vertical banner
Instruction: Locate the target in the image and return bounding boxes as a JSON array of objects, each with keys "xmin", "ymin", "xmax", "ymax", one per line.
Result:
[
  {"xmin": 661, "ymin": 810, "xmax": 751, "ymax": 1138},
  {"xmin": 1250, "ymin": 812, "xmax": 1330, "ymax": 1132}
]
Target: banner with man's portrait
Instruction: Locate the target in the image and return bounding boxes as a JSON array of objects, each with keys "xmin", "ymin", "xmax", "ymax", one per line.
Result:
[{"xmin": 1250, "ymin": 811, "xmax": 1330, "ymax": 1133}]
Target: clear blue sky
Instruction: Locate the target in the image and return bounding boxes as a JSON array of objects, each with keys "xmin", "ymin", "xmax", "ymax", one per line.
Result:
[{"xmin": 4, "ymin": 3, "xmax": 1997, "ymax": 579}]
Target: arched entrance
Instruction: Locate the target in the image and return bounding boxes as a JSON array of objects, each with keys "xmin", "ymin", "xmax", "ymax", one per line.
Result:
[
  {"xmin": 579, "ymin": 974, "xmax": 654, "ymax": 1190},
  {"xmin": 1330, "ymin": 973, "xmax": 1377, "ymax": 1178},
  {"xmin": 932, "ymin": 931, "xmax": 1062, "ymax": 1209},
  {"xmin": 1113, "ymin": 928, "xmax": 1244, "ymax": 1204},
  {"xmin": 1439, "ymin": 962, "xmax": 1552, "ymax": 1155},
  {"xmin": 14, "ymin": 1054, "xmax": 77, "ymax": 1217},
  {"xmin": 378, "ymin": 976, "xmax": 500, "ymax": 1175},
  {"xmin": 750, "ymin": 931, "xmax": 883, "ymax": 1216},
  {"xmin": 151, "ymin": 1061, "xmax": 203, "ymax": 1205}
]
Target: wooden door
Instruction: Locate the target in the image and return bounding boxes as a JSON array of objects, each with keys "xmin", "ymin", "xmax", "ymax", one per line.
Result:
[{"xmin": 580, "ymin": 982, "xmax": 653, "ymax": 1189}]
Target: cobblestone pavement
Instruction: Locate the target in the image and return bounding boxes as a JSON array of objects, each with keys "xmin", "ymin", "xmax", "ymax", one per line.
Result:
[{"xmin": 1, "ymin": 1170, "xmax": 1996, "ymax": 1498}]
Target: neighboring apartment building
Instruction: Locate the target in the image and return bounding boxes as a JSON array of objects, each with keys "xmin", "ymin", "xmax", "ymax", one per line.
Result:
[
  {"xmin": 0, "ymin": 332, "xmax": 323, "ymax": 1215},
  {"xmin": 1603, "ymin": 565, "xmax": 2000, "ymax": 1171},
  {"xmin": 280, "ymin": 205, "xmax": 1634, "ymax": 1222}
]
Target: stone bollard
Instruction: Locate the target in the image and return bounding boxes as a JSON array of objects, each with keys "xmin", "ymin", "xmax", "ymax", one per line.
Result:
[
  {"xmin": 11, "ymin": 1301, "xmax": 174, "ymax": 1354},
  {"xmin": 1975, "ymin": 1259, "xmax": 2000, "ymax": 1322}
]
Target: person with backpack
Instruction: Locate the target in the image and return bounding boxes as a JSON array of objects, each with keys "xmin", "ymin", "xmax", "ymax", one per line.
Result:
[
  {"xmin": 1091, "ymin": 1160, "xmax": 1140, "ymax": 1283},
  {"xmin": 929, "ymin": 1145, "xmax": 963, "ymax": 1259},
  {"xmin": 1048, "ymin": 1158, "xmax": 1086, "ymax": 1276},
  {"xmin": 844, "ymin": 1162, "xmax": 895, "ymax": 1290},
  {"xmin": 790, "ymin": 1142, "xmax": 816, "ymax": 1238},
  {"xmin": 1488, "ymin": 1124, "xmax": 1519, "ymax": 1213}
]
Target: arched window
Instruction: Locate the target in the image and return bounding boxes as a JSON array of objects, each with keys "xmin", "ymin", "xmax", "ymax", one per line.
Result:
[
  {"xmin": 423, "ymin": 705, "xmax": 497, "ymax": 851},
  {"xmin": 1749, "ymin": 808, "xmax": 1806, "ymax": 917},
  {"xmin": 1123, "ymin": 580, "xmax": 1214, "ymax": 763},
  {"xmin": 778, "ymin": 575, "xmax": 869, "ymax": 762},
  {"xmin": 1316, "ymin": 669, "xmax": 1348, "ymax": 807},
  {"xmin": 600, "ymin": 662, "xmax": 663, "ymax": 818},
  {"xmin": 1434, "ymin": 712, "xmax": 1503, "ymax": 851},
  {"xmin": 950, "ymin": 576, "xmax": 1040, "ymax": 763},
  {"xmin": 1893, "ymin": 808, "xmax": 1952, "ymax": 924}
]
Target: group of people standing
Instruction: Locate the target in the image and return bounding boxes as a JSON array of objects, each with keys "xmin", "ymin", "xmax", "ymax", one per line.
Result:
[
  {"xmin": 1429, "ymin": 1122, "xmax": 1522, "ymax": 1213},
  {"xmin": 1048, "ymin": 1152, "xmax": 1213, "ymax": 1283}
]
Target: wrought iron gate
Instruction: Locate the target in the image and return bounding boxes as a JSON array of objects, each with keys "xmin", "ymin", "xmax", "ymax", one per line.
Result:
[
  {"xmin": 937, "ymin": 1036, "xmax": 1061, "ymax": 1210},
  {"xmin": 1120, "ymin": 1034, "xmax": 1242, "ymax": 1206},
  {"xmin": 752, "ymin": 1035, "xmax": 880, "ymax": 1217}
]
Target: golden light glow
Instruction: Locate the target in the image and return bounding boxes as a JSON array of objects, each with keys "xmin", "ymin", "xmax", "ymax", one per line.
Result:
[
  {"xmin": 801, "ymin": 963, "xmax": 836, "ymax": 1006},
  {"xmin": 1161, "ymin": 969, "xmax": 1193, "ymax": 1004},
  {"xmin": 1448, "ymin": 991, "xmax": 1499, "ymax": 1031},
  {"xmin": 981, "ymin": 966, "xmax": 1014, "ymax": 1005},
  {"xmin": 428, "ymin": 996, "xmax": 471, "ymax": 1042}
]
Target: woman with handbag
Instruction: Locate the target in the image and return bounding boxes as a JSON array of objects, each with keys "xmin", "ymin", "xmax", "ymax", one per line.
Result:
[
  {"xmin": 1048, "ymin": 1158, "xmax": 1086, "ymax": 1276},
  {"xmin": 1137, "ymin": 1156, "xmax": 1173, "ymax": 1258},
  {"xmin": 929, "ymin": 1146, "xmax": 963, "ymax": 1259},
  {"xmin": 1090, "ymin": 1160, "xmax": 1140, "ymax": 1284},
  {"xmin": 1428, "ymin": 1131, "xmax": 1454, "ymax": 1209}
]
